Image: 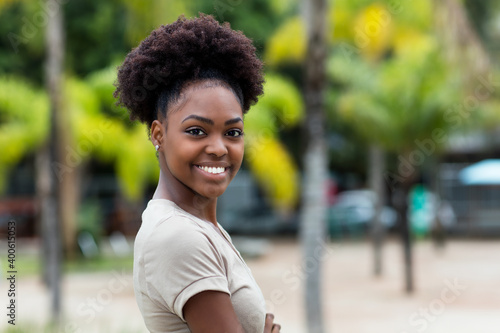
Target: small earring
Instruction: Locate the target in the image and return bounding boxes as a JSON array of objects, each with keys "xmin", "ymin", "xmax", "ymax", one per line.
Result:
[{"xmin": 155, "ymin": 144, "xmax": 159, "ymax": 151}]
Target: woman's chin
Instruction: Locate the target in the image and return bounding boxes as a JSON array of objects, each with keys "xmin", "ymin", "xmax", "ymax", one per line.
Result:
[{"xmin": 193, "ymin": 186, "xmax": 227, "ymax": 201}]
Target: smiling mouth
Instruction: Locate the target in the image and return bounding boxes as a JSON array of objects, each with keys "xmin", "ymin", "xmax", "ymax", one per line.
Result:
[{"xmin": 195, "ymin": 165, "xmax": 227, "ymax": 175}]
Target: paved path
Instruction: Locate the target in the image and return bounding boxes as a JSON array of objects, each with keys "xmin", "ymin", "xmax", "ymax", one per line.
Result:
[{"xmin": 2, "ymin": 238, "xmax": 500, "ymax": 332}]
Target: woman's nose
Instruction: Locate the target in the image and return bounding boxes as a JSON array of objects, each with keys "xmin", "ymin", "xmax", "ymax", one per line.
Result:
[{"xmin": 205, "ymin": 135, "xmax": 228, "ymax": 157}]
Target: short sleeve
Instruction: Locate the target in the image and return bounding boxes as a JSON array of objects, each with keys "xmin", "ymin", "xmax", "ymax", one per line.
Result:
[{"xmin": 142, "ymin": 217, "xmax": 230, "ymax": 321}]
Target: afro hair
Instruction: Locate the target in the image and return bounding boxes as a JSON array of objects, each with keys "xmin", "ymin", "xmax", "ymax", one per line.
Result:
[{"xmin": 114, "ymin": 14, "xmax": 264, "ymax": 129}]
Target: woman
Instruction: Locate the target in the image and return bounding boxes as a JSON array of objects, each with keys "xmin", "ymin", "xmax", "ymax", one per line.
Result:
[{"xmin": 114, "ymin": 14, "xmax": 281, "ymax": 333}]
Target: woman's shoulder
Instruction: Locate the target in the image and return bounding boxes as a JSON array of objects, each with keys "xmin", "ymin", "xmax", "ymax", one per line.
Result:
[{"xmin": 140, "ymin": 199, "xmax": 215, "ymax": 249}]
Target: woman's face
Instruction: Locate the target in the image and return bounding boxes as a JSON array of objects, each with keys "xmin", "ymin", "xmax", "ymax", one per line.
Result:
[{"xmin": 160, "ymin": 82, "xmax": 245, "ymax": 199}]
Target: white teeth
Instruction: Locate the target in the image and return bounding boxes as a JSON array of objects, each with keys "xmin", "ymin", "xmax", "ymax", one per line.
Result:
[{"xmin": 197, "ymin": 165, "xmax": 225, "ymax": 174}]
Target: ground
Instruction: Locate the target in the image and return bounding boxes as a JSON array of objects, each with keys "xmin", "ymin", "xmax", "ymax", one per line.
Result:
[{"xmin": 2, "ymin": 237, "xmax": 500, "ymax": 332}]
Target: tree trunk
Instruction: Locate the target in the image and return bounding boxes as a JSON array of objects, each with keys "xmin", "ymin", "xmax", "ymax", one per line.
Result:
[
  {"xmin": 42, "ymin": 0, "xmax": 65, "ymax": 322},
  {"xmin": 300, "ymin": 0, "xmax": 328, "ymax": 332},
  {"xmin": 428, "ymin": 157, "xmax": 446, "ymax": 250},
  {"xmin": 391, "ymin": 151, "xmax": 418, "ymax": 294},
  {"xmin": 369, "ymin": 144, "xmax": 385, "ymax": 276},
  {"xmin": 399, "ymin": 180, "xmax": 413, "ymax": 293},
  {"xmin": 59, "ymin": 149, "xmax": 79, "ymax": 259}
]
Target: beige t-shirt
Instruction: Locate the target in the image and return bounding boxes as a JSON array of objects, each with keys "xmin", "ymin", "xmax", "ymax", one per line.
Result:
[{"xmin": 133, "ymin": 199, "xmax": 266, "ymax": 333}]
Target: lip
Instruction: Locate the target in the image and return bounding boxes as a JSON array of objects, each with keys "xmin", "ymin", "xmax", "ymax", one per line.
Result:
[{"xmin": 194, "ymin": 162, "xmax": 231, "ymax": 168}]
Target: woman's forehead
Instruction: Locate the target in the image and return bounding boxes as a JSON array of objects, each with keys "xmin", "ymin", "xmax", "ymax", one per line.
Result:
[{"xmin": 167, "ymin": 80, "xmax": 243, "ymax": 116}]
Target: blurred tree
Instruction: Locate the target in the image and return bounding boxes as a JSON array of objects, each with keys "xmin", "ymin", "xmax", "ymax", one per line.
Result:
[
  {"xmin": 0, "ymin": 77, "xmax": 48, "ymax": 192},
  {"xmin": 118, "ymin": 0, "xmax": 192, "ymax": 45},
  {"xmin": 0, "ymin": 74, "xmax": 158, "ymax": 247},
  {"xmin": 0, "ymin": 2, "xmax": 46, "ymax": 85},
  {"xmin": 266, "ymin": 0, "xmax": 395, "ymax": 279},
  {"xmin": 244, "ymin": 73, "xmax": 304, "ymax": 214},
  {"xmin": 329, "ymin": 40, "xmax": 463, "ymax": 292},
  {"xmin": 193, "ymin": 0, "xmax": 294, "ymax": 56},
  {"xmin": 332, "ymin": 1, "xmax": 398, "ymax": 277},
  {"xmin": 435, "ymin": 0, "xmax": 490, "ymax": 83},
  {"xmin": 64, "ymin": 0, "xmax": 129, "ymax": 77},
  {"xmin": 301, "ymin": 0, "xmax": 328, "ymax": 332},
  {"xmin": 267, "ymin": 0, "xmax": 499, "ymax": 292},
  {"xmin": 463, "ymin": 0, "xmax": 500, "ymax": 60},
  {"xmin": 327, "ymin": 0, "xmax": 480, "ymax": 291},
  {"xmin": 42, "ymin": 0, "xmax": 64, "ymax": 321},
  {"xmin": 0, "ymin": 0, "xmax": 130, "ymax": 83}
]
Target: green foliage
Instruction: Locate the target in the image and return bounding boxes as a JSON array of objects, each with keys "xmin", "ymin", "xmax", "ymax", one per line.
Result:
[
  {"xmin": 265, "ymin": 16, "xmax": 306, "ymax": 66},
  {"xmin": 0, "ymin": 2, "xmax": 46, "ymax": 84},
  {"xmin": 87, "ymin": 64, "xmax": 128, "ymax": 118},
  {"xmin": 329, "ymin": 37, "xmax": 463, "ymax": 152},
  {"xmin": 321, "ymin": 0, "xmax": 492, "ymax": 162},
  {"xmin": 192, "ymin": 0, "xmax": 287, "ymax": 56},
  {"xmin": 80, "ymin": 68, "xmax": 159, "ymax": 200},
  {"xmin": 245, "ymin": 73, "xmax": 304, "ymax": 212},
  {"xmin": 0, "ymin": 70, "xmax": 158, "ymax": 201},
  {"xmin": 120, "ymin": 0, "xmax": 192, "ymax": 45},
  {"xmin": 64, "ymin": 0, "xmax": 129, "ymax": 77},
  {"xmin": 0, "ymin": 0, "xmax": 131, "ymax": 81},
  {"xmin": 269, "ymin": 0, "xmax": 298, "ymax": 16},
  {"xmin": 245, "ymin": 73, "xmax": 304, "ymax": 134},
  {"xmin": 0, "ymin": 76, "xmax": 48, "ymax": 192}
]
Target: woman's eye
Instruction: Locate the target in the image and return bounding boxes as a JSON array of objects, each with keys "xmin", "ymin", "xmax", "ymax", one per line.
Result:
[
  {"xmin": 226, "ymin": 129, "xmax": 243, "ymax": 137},
  {"xmin": 186, "ymin": 128, "xmax": 206, "ymax": 136}
]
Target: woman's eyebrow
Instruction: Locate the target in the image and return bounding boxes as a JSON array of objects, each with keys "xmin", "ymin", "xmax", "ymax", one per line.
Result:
[
  {"xmin": 224, "ymin": 117, "xmax": 243, "ymax": 125},
  {"xmin": 181, "ymin": 115, "xmax": 243, "ymax": 126},
  {"xmin": 181, "ymin": 114, "xmax": 214, "ymax": 125}
]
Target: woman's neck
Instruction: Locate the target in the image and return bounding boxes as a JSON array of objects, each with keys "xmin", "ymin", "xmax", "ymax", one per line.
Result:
[{"xmin": 153, "ymin": 167, "xmax": 219, "ymax": 226}]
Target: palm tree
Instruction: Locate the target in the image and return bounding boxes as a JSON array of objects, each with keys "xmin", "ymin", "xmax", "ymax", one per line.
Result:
[
  {"xmin": 328, "ymin": 27, "xmax": 463, "ymax": 292},
  {"xmin": 328, "ymin": 0, "xmax": 499, "ymax": 292}
]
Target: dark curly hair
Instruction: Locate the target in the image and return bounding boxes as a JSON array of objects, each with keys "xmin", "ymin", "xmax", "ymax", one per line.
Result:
[{"xmin": 114, "ymin": 14, "xmax": 264, "ymax": 129}]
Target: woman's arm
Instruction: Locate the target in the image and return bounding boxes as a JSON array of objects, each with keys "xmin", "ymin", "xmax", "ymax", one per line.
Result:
[
  {"xmin": 184, "ymin": 291, "xmax": 281, "ymax": 333},
  {"xmin": 184, "ymin": 291, "xmax": 245, "ymax": 333}
]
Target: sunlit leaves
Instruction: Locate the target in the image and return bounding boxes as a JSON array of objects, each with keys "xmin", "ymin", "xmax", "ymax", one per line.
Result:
[
  {"xmin": 330, "ymin": 39, "xmax": 463, "ymax": 152},
  {"xmin": 0, "ymin": 76, "xmax": 48, "ymax": 192},
  {"xmin": 87, "ymin": 65, "xmax": 128, "ymax": 118},
  {"xmin": 244, "ymin": 73, "xmax": 304, "ymax": 212},
  {"xmin": 245, "ymin": 136, "xmax": 299, "ymax": 214},
  {"xmin": 265, "ymin": 16, "xmax": 306, "ymax": 66},
  {"xmin": 82, "ymin": 68, "xmax": 158, "ymax": 200},
  {"xmin": 119, "ymin": 0, "xmax": 191, "ymax": 45},
  {"xmin": 353, "ymin": 3, "xmax": 394, "ymax": 61},
  {"xmin": 115, "ymin": 125, "xmax": 158, "ymax": 200},
  {"xmin": 269, "ymin": 0, "xmax": 297, "ymax": 16},
  {"xmin": 247, "ymin": 73, "xmax": 304, "ymax": 130}
]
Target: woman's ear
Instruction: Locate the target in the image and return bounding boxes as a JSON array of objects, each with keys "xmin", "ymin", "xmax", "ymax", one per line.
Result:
[{"xmin": 151, "ymin": 120, "xmax": 165, "ymax": 150}]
